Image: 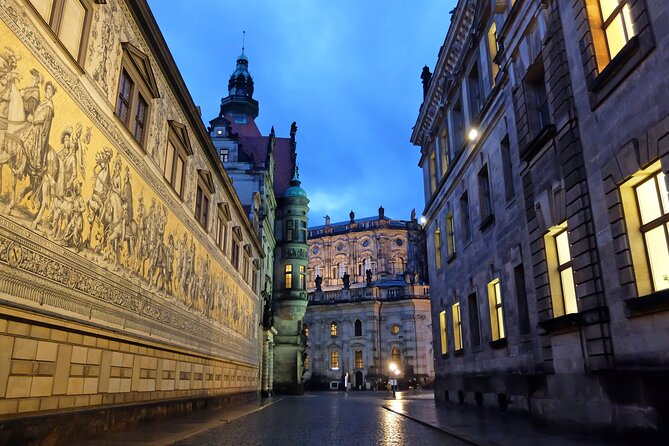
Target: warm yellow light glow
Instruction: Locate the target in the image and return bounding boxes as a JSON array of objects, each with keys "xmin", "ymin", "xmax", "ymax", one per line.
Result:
[
  {"xmin": 394, "ymin": 369, "xmax": 400, "ymax": 376},
  {"xmin": 420, "ymin": 216, "xmax": 427, "ymax": 225},
  {"xmin": 468, "ymin": 128, "xmax": 479, "ymax": 141},
  {"xmin": 389, "ymin": 362, "xmax": 397, "ymax": 372}
]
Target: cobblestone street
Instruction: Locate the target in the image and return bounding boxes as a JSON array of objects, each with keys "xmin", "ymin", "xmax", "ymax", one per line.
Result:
[{"xmin": 175, "ymin": 392, "xmax": 464, "ymax": 446}]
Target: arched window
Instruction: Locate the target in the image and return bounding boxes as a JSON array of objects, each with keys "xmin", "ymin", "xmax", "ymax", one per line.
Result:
[
  {"xmin": 330, "ymin": 321, "xmax": 337, "ymax": 337},
  {"xmin": 391, "ymin": 347, "xmax": 401, "ymax": 364},
  {"xmin": 330, "ymin": 351, "xmax": 339, "ymax": 369},
  {"xmin": 354, "ymin": 319, "xmax": 362, "ymax": 336}
]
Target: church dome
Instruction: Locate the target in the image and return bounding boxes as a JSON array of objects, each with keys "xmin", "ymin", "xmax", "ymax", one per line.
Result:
[{"xmin": 284, "ymin": 169, "xmax": 307, "ymax": 198}]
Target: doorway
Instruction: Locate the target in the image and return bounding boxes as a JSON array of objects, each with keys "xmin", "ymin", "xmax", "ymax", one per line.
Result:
[{"xmin": 355, "ymin": 371, "xmax": 363, "ymax": 389}]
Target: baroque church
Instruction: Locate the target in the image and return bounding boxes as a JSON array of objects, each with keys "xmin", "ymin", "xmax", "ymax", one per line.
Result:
[
  {"xmin": 303, "ymin": 208, "xmax": 434, "ymax": 390},
  {"xmin": 209, "ymin": 50, "xmax": 310, "ymax": 395}
]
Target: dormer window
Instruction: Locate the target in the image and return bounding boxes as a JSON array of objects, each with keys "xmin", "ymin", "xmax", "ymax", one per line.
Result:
[{"xmin": 164, "ymin": 121, "xmax": 192, "ymax": 199}]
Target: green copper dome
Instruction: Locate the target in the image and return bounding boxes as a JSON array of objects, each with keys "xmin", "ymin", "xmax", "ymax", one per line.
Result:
[{"xmin": 284, "ymin": 168, "xmax": 307, "ymax": 198}]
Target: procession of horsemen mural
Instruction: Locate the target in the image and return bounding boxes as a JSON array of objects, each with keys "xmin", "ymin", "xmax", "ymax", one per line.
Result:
[{"xmin": 0, "ymin": 45, "xmax": 256, "ymax": 340}]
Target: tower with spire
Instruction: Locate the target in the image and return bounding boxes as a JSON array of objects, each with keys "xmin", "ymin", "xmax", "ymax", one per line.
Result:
[{"xmin": 208, "ymin": 44, "xmax": 309, "ymax": 396}]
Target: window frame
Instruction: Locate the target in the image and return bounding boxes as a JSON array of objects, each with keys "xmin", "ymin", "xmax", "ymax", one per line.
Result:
[
  {"xmin": 330, "ymin": 351, "xmax": 340, "ymax": 370},
  {"xmin": 439, "ymin": 310, "xmax": 448, "ymax": 355},
  {"xmin": 330, "ymin": 321, "xmax": 338, "ymax": 337},
  {"xmin": 355, "ymin": 350, "xmax": 363, "ymax": 369},
  {"xmin": 487, "ymin": 278, "xmax": 505, "ymax": 341},
  {"xmin": 285, "ymin": 264, "xmax": 293, "ymax": 289},
  {"xmin": 163, "ymin": 122, "xmax": 192, "ymax": 199},
  {"xmin": 453, "ymin": 302, "xmax": 463, "ymax": 351},
  {"xmin": 194, "ymin": 173, "xmax": 213, "ymax": 231},
  {"xmin": 434, "ymin": 226, "xmax": 443, "ymax": 269},
  {"xmin": 545, "ymin": 223, "xmax": 579, "ymax": 317}
]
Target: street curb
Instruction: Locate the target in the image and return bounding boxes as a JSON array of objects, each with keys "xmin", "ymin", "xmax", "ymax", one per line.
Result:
[
  {"xmin": 161, "ymin": 397, "xmax": 284, "ymax": 446},
  {"xmin": 381, "ymin": 404, "xmax": 492, "ymax": 446}
]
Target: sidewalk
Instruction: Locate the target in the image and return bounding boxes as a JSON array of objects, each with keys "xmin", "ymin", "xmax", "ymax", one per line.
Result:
[
  {"xmin": 72, "ymin": 396, "xmax": 281, "ymax": 446},
  {"xmin": 382, "ymin": 394, "xmax": 645, "ymax": 446}
]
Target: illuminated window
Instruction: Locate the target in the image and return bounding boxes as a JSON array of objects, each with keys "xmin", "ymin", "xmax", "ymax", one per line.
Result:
[
  {"xmin": 487, "ymin": 22, "xmax": 499, "ymax": 84},
  {"xmin": 299, "ymin": 265, "xmax": 306, "ymax": 289},
  {"xmin": 330, "ymin": 321, "xmax": 338, "ymax": 337},
  {"xmin": 545, "ymin": 223, "xmax": 578, "ymax": 317},
  {"xmin": 390, "ymin": 325, "xmax": 400, "ymax": 335},
  {"xmin": 29, "ymin": 0, "xmax": 91, "ymax": 62},
  {"xmin": 304, "ymin": 354, "xmax": 309, "ymax": 370},
  {"xmin": 355, "ymin": 351, "xmax": 363, "ymax": 369},
  {"xmin": 589, "ymin": 0, "xmax": 636, "ymax": 72},
  {"xmin": 355, "ymin": 319, "xmax": 362, "ymax": 336},
  {"xmin": 439, "ymin": 310, "xmax": 448, "ymax": 355},
  {"xmin": 391, "ymin": 348, "xmax": 401, "ymax": 364},
  {"xmin": 446, "ymin": 214, "xmax": 456, "ymax": 257},
  {"xmin": 487, "ymin": 279, "xmax": 505, "ymax": 341},
  {"xmin": 434, "ymin": 227, "xmax": 442, "ymax": 269},
  {"xmin": 453, "ymin": 302, "xmax": 463, "ymax": 351},
  {"xmin": 285, "ymin": 264, "xmax": 293, "ymax": 289},
  {"xmin": 303, "ymin": 324, "xmax": 309, "ymax": 337},
  {"xmin": 634, "ymin": 171, "xmax": 669, "ymax": 292},
  {"xmin": 330, "ymin": 351, "xmax": 339, "ymax": 370},
  {"xmin": 429, "ymin": 151, "xmax": 438, "ymax": 193}
]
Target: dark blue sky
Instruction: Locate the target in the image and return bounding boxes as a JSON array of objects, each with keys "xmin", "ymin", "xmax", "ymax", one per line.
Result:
[{"xmin": 147, "ymin": 0, "xmax": 456, "ymax": 225}]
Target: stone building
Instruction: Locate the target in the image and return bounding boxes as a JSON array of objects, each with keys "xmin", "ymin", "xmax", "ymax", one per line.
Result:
[
  {"xmin": 0, "ymin": 0, "xmax": 265, "ymax": 442},
  {"xmin": 303, "ymin": 209, "xmax": 433, "ymax": 390},
  {"xmin": 412, "ymin": 0, "xmax": 669, "ymax": 434},
  {"xmin": 209, "ymin": 52, "xmax": 309, "ymax": 395}
]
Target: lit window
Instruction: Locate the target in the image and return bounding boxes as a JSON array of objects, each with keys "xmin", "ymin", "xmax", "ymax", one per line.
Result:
[
  {"xmin": 446, "ymin": 214, "xmax": 456, "ymax": 257},
  {"xmin": 634, "ymin": 171, "xmax": 669, "ymax": 292},
  {"xmin": 304, "ymin": 324, "xmax": 309, "ymax": 337},
  {"xmin": 453, "ymin": 302, "xmax": 463, "ymax": 351},
  {"xmin": 589, "ymin": 0, "xmax": 636, "ymax": 72},
  {"xmin": 545, "ymin": 223, "xmax": 578, "ymax": 317},
  {"xmin": 434, "ymin": 227, "xmax": 442, "ymax": 269},
  {"xmin": 285, "ymin": 264, "xmax": 293, "ymax": 289},
  {"xmin": 330, "ymin": 351, "xmax": 339, "ymax": 369},
  {"xmin": 330, "ymin": 321, "xmax": 337, "ymax": 337},
  {"xmin": 439, "ymin": 127, "xmax": 449, "ymax": 176},
  {"xmin": 487, "ymin": 278, "xmax": 505, "ymax": 341},
  {"xmin": 439, "ymin": 310, "xmax": 448, "ymax": 355},
  {"xmin": 391, "ymin": 348, "xmax": 401, "ymax": 364},
  {"xmin": 299, "ymin": 265, "xmax": 306, "ymax": 289},
  {"xmin": 355, "ymin": 351, "xmax": 363, "ymax": 369},
  {"xmin": 304, "ymin": 354, "xmax": 309, "ymax": 370},
  {"xmin": 390, "ymin": 325, "xmax": 400, "ymax": 335},
  {"xmin": 429, "ymin": 151, "xmax": 437, "ymax": 193},
  {"xmin": 29, "ymin": 0, "xmax": 91, "ymax": 61},
  {"xmin": 487, "ymin": 22, "xmax": 499, "ymax": 84}
]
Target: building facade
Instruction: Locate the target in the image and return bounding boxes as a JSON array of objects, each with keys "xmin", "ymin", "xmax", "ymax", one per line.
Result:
[
  {"xmin": 209, "ymin": 52, "xmax": 309, "ymax": 395},
  {"xmin": 303, "ymin": 209, "xmax": 433, "ymax": 390},
  {"xmin": 412, "ymin": 0, "xmax": 669, "ymax": 434},
  {"xmin": 0, "ymin": 0, "xmax": 264, "ymax": 442}
]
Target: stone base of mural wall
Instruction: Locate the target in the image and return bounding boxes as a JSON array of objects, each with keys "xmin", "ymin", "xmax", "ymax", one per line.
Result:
[
  {"xmin": 0, "ymin": 306, "xmax": 259, "ymax": 445},
  {"xmin": 0, "ymin": 390, "xmax": 256, "ymax": 446},
  {"xmin": 433, "ymin": 372, "xmax": 669, "ymax": 436}
]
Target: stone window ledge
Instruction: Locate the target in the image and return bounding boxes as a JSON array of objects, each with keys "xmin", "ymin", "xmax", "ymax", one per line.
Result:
[
  {"xmin": 489, "ymin": 338, "xmax": 507, "ymax": 349},
  {"xmin": 538, "ymin": 313, "xmax": 581, "ymax": 334},
  {"xmin": 519, "ymin": 124, "xmax": 556, "ymax": 162},
  {"xmin": 625, "ymin": 289, "xmax": 669, "ymax": 318},
  {"xmin": 479, "ymin": 214, "xmax": 495, "ymax": 232},
  {"xmin": 587, "ymin": 31, "xmax": 655, "ymax": 109}
]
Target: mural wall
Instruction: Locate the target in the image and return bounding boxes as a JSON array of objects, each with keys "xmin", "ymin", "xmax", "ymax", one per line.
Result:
[{"xmin": 0, "ymin": 1, "xmax": 259, "ymax": 367}]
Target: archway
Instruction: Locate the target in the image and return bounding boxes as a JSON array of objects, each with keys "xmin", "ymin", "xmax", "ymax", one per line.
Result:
[{"xmin": 355, "ymin": 371, "xmax": 363, "ymax": 390}]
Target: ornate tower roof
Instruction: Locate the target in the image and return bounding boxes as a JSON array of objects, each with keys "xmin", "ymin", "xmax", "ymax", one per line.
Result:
[{"xmin": 219, "ymin": 48, "xmax": 259, "ymax": 119}]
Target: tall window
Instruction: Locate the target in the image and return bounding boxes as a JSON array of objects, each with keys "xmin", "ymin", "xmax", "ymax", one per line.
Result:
[
  {"xmin": 487, "ymin": 22, "xmax": 499, "ymax": 84},
  {"xmin": 195, "ymin": 183, "xmax": 210, "ymax": 229},
  {"xmin": 299, "ymin": 265, "xmax": 306, "ymax": 289},
  {"xmin": 355, "ymin": 351, "xmax": 363, "ymax": 369},
  {"xmin": 286, "ymin": 220, "xmax": 294, "ymax": 241},
  {"xmin": 487, "ymin": 278, "xmax": 505, "ymax": 341},
  {"xmin": 439, "ymin": 310, "xmax": 448, "ymax": 355},
  {"xmin": 453, "ymin": 302, "xmax": 463, "ymax": 351},
  {"xmin": 116, "ymin": 70, "xmax": 133, "ymax": 124},
  {"xmin": 29, "ymin": 0, "xmax": 90, "ymax": 61},
  {"xmin": 285, "ymin": 264, "xmax": 293, "ymax": 289},
  {"xmin": 434, "ymin": 227, "xmax": 442, "ymax": 269},
  {"xmin": 446, "ymin": 214, "xmax": 456, "ymax": 257},
  {"xmin": 429, "ymin": 151, "xmax": 438, "ymax": 194},
  {"xmin": 514, "ymin": 265, "xmax": 531, "ymax": 334},
  {"xmin": 460, "ymin": 192, "xmax": 471, "ymax": 242},
  {"xmin": 330, "ymin": 321, "xmax": 338, "ymax": 337},
  {"xmin": 133, "ymin": 94, "xmax": 148, "ymax": 143},
  {"xmin": 590, "ymin": 0, "xmax": 636, "ymax": 71},
  {"xmin": 304, "ymin": 354, "xmax": 309, "ymax": 370},
  {"xmin": 304, "ymin": 324, "xmax": 309, "ymax": 337},
  {"xmin": 391, "ymin": 348, "xmax": 401, "ymax": 365},
  {"xmin": 355, "ymin": 319, "xmax": 362, "ymax": 336},
  {"xmin": 439, "ymin": 126, "xmax": 450, "ymax": 176},
  {"xmin": 546, "ymin": 224, "xmax": 578, "ymax": 316},
  {"xmin": 468, "ymin": 293, "xmax": 481, "ymax": 347},
  {"xmin": 500, "ymin": 135, "xmax": 515, "ymax": 202},
  {"xmin": 452, "ymin": 96, "xmax": 465, "ymax": 150},
  {"xmin": 467, "ymin": 62, "xmax": 482, "ymax": 117},
  {"xmin": 525, "ymin": 62, "xmax": 550, "ymax": 136},
  {"xmin": 478, "ymin": 165, "xmax": 493, "ymax": 222},
  {"xmin": 163, "ymin": 132, "xmax": 189, "ymax": 198},
  {"xmin": 215, "ymin": 209, "xmax": 228, "ymax": 253},
  {"xmin": 634, "ymin": 171, "xmax": 669, "ymax": 291},
  {"xmin": 330, "ymin": 351, "xmax": 339, "ymax": 369},
  {"xmin": 231, "ymin": 235, "xmax": 240, "ymax": 270}
]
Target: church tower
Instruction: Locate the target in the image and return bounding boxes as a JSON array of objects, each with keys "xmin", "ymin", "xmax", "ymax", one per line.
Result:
[{"xmin": 219, "ymin": 49, "xmax": 259, "ymax": 122}]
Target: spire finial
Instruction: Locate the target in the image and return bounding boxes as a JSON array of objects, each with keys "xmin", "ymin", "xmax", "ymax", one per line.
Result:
[{"xmin": 242, "ymin": 30, "xmax": 246, "ymax": 54}]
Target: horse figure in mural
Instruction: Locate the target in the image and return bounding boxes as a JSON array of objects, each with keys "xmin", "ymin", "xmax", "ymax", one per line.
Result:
[{"xmin": 86, "ymin": 148, "xmax": 112, "ymax": 248}]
